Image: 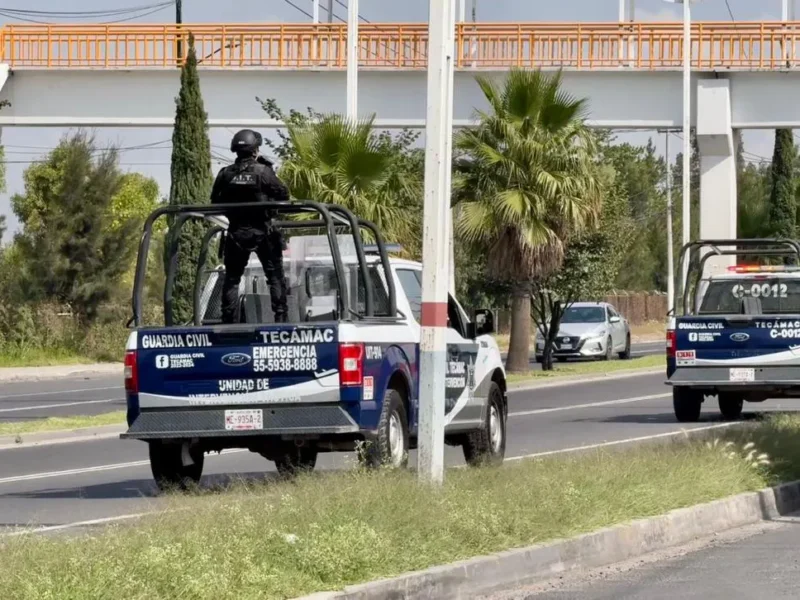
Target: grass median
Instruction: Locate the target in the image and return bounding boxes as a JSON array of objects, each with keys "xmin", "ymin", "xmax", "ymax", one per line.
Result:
[
  {"xmin": 3, "ymin": 414, "xmax": 800, "ymax": 599},
  {"xmin": 0, "ymin": 411, "xmax": 126, "ymax": 437}
]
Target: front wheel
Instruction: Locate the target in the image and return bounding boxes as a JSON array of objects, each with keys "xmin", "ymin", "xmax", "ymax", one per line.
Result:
[
  {"xmin": 619, "ymin": 334, "xmax": 631, "ymax": 360},
  {"xmin": 603, "ymin": 337, "xmax": 613, "ymax": 361},
  {"xmin": 149, "ymin": 441, "xmax": 204, "ymax": 492},
  {"xmin": 463, "ymin": 382, "xmax": 506, "ymax": 466},
  {"xmin": 673, "ymin": 388, "xmax": 703, "ymax": 423}
]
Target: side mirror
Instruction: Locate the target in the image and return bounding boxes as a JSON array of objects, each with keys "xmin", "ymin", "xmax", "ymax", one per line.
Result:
[
  {"xmin": 470, "ymin": 308, "xmax": 495, "ymax": 337},
  {"xmin": 609, "ymin": 316, "xmax": 621, "ymax": 324}
]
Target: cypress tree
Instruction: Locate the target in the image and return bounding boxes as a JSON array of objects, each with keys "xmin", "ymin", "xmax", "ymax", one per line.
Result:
[
  {"xmin": 167, "ymin": 33, "xmax": 213, "ymax": 324},
  {"xmin": 768, "ymin": 128, "xmax": 796, "ymax": 242}
]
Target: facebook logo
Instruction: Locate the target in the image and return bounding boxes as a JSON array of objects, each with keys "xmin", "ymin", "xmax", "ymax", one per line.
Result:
[{"xmin": 156, "ymin": 355, "xmax": 169, "ymax": 369}]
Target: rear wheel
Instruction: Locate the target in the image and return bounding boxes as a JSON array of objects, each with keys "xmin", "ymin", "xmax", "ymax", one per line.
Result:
[
  {"xmin": 149, "ymin": 441, "xmax": 204, "ymax": 492},
  {"xmin": 363, "ymin": 388, "xmax": 409, "ymax": 469},
  {"xmin": 673, "ymin": 388, "xmax": 703, "ymax": 423},
  {"xmin": 273, "ymin": 445, "xmax": 318, "ymax": 478},
  {"xmin": 718, "ymin": 393, "xmax": 744, "ymax": 421},
  {"xmin": 463, "ymin": 381, "xmax": 506, "ymax": 466}
]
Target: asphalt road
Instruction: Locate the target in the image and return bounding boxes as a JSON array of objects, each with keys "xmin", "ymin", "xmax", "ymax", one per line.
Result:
[
  {"xmin": 2, "ymin": 369, "xmax": 793, "ymax": 535},
  {"xmin": 498, "ymin": 515, "xmax": 800, "ymax": 599},
  {"xmin": 0, "ymin": 340, "xmax": 663, "ymax": 425}
]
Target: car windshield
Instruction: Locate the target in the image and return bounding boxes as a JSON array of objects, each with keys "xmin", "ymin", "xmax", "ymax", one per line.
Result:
[
  {"xmin": 561, "ymin": 306, "xmax": 605, "ymax": 323},
  {"xmin": 699, "ymin": 277, "xmax": 800, "ymax": 314}
]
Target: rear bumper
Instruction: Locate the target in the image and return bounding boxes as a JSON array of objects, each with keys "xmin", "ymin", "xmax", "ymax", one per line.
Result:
[
  {"xmin": 120, "ymin": 405, "xmax": 360, "ymax": 440},
  {"xmin": 667, "ymin": 366, "xmax": 800, "ymax": 391}
]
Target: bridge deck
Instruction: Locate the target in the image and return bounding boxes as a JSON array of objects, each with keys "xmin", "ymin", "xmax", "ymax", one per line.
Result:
[{"xmin": 1, "ymin": 21, "xmax": 800, "ymax": 71}]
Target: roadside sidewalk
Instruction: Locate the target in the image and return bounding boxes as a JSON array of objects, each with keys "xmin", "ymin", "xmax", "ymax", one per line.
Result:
[{"xmin": 0, "ymin": 363, "xmax": 121, "ymax": 383}]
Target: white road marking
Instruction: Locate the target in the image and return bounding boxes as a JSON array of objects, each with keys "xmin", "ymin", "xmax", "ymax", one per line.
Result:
[
  {"xmin": 0, "ymin": 386, "xmax": 120, "ymax": 401},
  {"xmin": 505, "ymin": 422, "xmax": 742, "ymax": 461},
  {"xmin": 508, "ymin": 393, "xmax": 670, "ymax": 417},
  {"xmin": 0, "ymin": 449, "xmax": 248, "ymax": 485},
  {"xmin": 2, "ymin": 512, "xmax": 158, "ymax": 537},
  {"xmin": 0, "ymin": 398, "xmax": 121, "ymax": 413}
]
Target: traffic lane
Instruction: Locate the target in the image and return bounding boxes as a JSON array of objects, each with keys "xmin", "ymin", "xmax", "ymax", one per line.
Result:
[
  {"xmin": 0, "ymin": 375, "xmax": 123, "ymax": 420},
  {"xmin": 513, "ymin": 514, "xmax": 800, "ymax": 599}
]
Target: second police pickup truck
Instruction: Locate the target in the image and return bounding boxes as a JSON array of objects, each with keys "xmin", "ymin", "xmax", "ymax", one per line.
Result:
[
  {"xmin": 667, "ymin": 239, "xmax": 800, "ymax": 422},
  {"xmin": 121, "ymin": 201, "xmax": 508, "ymax": 489}
]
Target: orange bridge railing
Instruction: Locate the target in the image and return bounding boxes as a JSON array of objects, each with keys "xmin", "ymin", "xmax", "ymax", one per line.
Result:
[{"xmin": 1, "ymin": 22, "xmax": 800, "ymax": 70}]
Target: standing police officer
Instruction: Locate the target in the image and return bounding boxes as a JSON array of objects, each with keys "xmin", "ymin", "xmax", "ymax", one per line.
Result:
[{"xmin": 211, "ymin": 129, "xmax": 291, "ymax": 324}]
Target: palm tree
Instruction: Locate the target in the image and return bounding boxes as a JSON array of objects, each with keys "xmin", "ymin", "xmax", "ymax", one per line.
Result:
[
  {"xmin": 453, "ymin": 68, "xmax": 603, "ymax": 373},
  {"xmin": 278, "ymin": 114, "xmax": 422, "ymax": 254}
]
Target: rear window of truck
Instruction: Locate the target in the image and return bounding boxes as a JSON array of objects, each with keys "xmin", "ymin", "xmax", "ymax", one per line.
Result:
[{"xmin": 699, "ymin": 277, "xmax": 800, "ymax": 314}]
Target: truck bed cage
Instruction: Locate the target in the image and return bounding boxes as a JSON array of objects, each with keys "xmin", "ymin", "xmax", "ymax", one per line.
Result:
[
  {"xmin": 678, "ymin": 239, "xmax": 800, "ymax": 315},
  {"xmin": 130, "ymin": 201, "xmax": 398, "ymax": 328}
]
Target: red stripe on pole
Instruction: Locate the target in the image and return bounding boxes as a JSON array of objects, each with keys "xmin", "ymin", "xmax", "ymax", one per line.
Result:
[{"xmin": 420, "ymin": 302, "xmax": 448, "ymax": 327}]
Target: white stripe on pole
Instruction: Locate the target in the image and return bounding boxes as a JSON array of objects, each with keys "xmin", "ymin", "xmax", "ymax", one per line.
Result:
[
  {"xmin": 346, "ymin": 0, "xmax": 358, "ymax": 121},
  {"xmin": 418, "ymin": 0, "xmax": 456, "ymax": 485}
]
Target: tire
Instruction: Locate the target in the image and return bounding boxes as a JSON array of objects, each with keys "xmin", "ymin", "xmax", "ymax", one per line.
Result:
[
  {"xmin": 718, "ymin": 393, "xmax": 744, "ymax": 421},
  {"xmin": 363, "ymin": 388, "xmax": 409, "ymax": 469},
  {"xmin": 619, "ymin": 334, "xmax": 631, "ymax": 360},
  {"xmin": 149, "ymin": 441, "xmax": 204, "ymax": 491},
  {"xmin": 463, "ymin": 381, "xmax": 506, "ymax": 467},
  {"xmin": 273, "ymin": 445, "xmax": 318, "ymax": 478},
  {"xmin": 603, "ymin": 336, "xmax": 613, "ymax": 361},
  {"xmin": 673, "ymin": 388, "xmax": 703, "ymax": 423}
]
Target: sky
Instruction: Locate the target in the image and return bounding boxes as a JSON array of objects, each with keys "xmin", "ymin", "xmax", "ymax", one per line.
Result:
[{"xmin": 0, "ymin": 0, "xmax": 788, "ymax": 240}]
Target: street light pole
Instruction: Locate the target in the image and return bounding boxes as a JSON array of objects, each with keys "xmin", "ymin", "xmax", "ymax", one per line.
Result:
[
  {"xmin": 312, "ymin": 0, "xmax": 319, "ymax": 23},
  {"xmin": 346, "ymin": 0, "xmax": 358, "ymax": 120},
  {"xmin": 664, "ymin": 130, "xmax": 675, "ymax": 312},
  {"xmin": 681, "ymin": 0, "xmax": 691, "ymax": 288},
  {"xmin": 418, "ymin": 0, "xmax": 456, "ymax": 485}
]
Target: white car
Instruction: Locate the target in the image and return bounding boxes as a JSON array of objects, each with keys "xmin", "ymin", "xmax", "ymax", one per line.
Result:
[{"xmin": 535, "ymin": 301, "xmax": 632, "ymax": 362}]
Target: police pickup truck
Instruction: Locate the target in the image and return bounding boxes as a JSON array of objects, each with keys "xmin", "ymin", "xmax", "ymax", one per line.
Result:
[
  {"xmin": 121, "ymin": 201, "xmax": 507, "ymax": 489},
  {"xmin": 667, "ymin": 239, "xmax": 800, "ymax": 422}
]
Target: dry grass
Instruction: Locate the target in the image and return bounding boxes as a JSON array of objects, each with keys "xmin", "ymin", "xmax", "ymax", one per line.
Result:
[
  {"xmin": 2, "ymin": 415, "xmax": 798, "ymax": 600},
  {"xmin": 506, "ymin": 355, "xmax": 662, "ymax": 384}
]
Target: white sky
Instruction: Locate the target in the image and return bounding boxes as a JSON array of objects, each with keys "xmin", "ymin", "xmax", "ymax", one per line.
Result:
[{"xmin": 0, "ymin": 0, "xmax": 786, "ymax": 240}]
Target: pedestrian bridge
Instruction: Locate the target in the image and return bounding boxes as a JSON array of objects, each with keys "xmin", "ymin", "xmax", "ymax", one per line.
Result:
[{"xmin": 1, "ymin": 20, "xmax": 800, "ymax": 247}]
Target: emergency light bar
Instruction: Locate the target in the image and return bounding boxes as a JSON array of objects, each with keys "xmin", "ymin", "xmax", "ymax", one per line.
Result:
[{"xmin": 727, "ymin": 265, "xmax": 800, "ymax": 273}]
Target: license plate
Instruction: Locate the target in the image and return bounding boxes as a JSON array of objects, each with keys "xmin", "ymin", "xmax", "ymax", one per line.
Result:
[
  {"xmin": 560, "ymin": 344, "xmax": 572, "ymax": 350},
  {"xmin": 224, "ymin": 409, "xmax": 263, "ymax": 431},
  {"xmin": 729, "ymin": 368, "xmax": 755, "ymax": 382}
]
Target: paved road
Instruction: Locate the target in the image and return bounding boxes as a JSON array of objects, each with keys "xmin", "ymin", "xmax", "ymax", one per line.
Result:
[
  {"xmin": 0, "ymin": 341, "xmax": 662, "ymax": 424},
  {"xmin": 3, "ymin": 370, "xmax": 794, "ymax": 535},
  {"xmin": 498, "ymin": 514, "xmax": 800, "ymax": 599}
]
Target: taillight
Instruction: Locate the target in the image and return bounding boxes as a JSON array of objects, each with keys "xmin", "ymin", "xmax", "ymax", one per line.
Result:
[
  {"xmin": 124, "ymin": 350, "xmax": 138, "ymax": 393},
  {"xmin": 666, "ymin": 330, "xmax": 676, "ymax": 358},
  {"xmin": 339, "ymin": 343, "xmax": 363, "ymax": 386}
]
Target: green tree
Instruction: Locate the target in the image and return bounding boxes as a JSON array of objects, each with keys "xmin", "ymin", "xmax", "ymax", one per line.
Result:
[
  {"xmin": 768, "ymin": 128, "xmax": 796, "ymax": 242},
  {"xmin": 275, "ymin": 112, "xmax": 424, "ymax": 255},
  {"xmin": 167, "ymin": 33, "xmax": 213, "ymax": 324},
  {"xmin": 453, "ymin": 68, "xmax": 602, "ymax": 373},
  {"xmin": 11, "ymin": 131, "xmax": 140, "ymax": 323},
  {"xmin": 531, "ymin": 164, "xmax": 634, "ymax": 369}
]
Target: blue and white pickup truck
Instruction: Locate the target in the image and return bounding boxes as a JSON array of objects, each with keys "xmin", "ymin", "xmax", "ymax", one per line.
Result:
[
  {"xmin": 122, "ymin": 201, "xmax": 507, "ymax": 489},
  {"xmin": 667, "ymin": 239, "xmax": 800, "ymax": 422}
]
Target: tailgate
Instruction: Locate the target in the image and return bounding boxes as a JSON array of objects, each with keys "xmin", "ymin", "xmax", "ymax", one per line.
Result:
[
  {"xmin": 135, "ymin": 324, "xmax": 340, "ymax": 408},
  {"xmin": 675, "ymin": 316, "xmax": 800, "ymax": 367}
]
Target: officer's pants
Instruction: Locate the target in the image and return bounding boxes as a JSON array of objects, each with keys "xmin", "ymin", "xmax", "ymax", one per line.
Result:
[{"xmin": 221, "ymin": 228, "xmax": 287, "ymax": 324}]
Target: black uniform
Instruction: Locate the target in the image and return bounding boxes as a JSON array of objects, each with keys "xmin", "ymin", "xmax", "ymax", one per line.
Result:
[{"xmin": 211, "ymin": 154, "xmax": 290, "ymax": 324}]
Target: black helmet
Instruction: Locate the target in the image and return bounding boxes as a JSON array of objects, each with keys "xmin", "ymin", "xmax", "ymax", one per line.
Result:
[{"xmin": 230, "ymin": 129, "xmax": 262, "ymax": 154}]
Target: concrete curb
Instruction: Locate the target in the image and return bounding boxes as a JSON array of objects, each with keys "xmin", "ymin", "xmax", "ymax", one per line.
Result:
[
  {"xmin": 508, "ymin": 367, "xmax": 662, "ymax": 392},
  {"xmin": 297, "ymin": 480, "xmax": 800, "ymax": 600},
  {"xmin": 0, "ymin": 363, "xmax": 121, "ymax": 383},
  {"xmin": 0, "ymin": 423, "xmax": 126, "ymax": 451}
]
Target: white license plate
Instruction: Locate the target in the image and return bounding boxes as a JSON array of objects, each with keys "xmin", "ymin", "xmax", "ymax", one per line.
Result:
[
  {"xmin": 561, "ymin": 344, "xmax": 572, "ymax": 350},
  {"xmin": 729, "ymin": 368, "xmax": 755, "ymax": 382},
  {"xmin": 224, "ymin": 409, "xmax": 263, "ymax": 431}
]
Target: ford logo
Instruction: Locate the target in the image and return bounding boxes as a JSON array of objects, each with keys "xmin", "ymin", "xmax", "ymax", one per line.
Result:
[
  {"xmin": 221, "ymin": 353, "xmax": 251, "ymax": 367},
  {"xmin": 730, "ymin": 332, "xmax": 750, "ymax": 343}
]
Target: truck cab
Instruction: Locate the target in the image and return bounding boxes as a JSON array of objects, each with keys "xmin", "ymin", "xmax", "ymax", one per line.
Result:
[{"xmin": 122, "ymin": 201, "xmax": 507, "ymax": 489}]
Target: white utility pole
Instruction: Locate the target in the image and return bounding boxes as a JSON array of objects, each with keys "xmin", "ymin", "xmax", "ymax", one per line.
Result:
[
  {"xmin": 346, "ymin": 0, "xmax": 358, "ymax": 120},
  {"xmin": 664, "ymin": 131, "xmax": 675, "ymax": 312},
  {"xmin": 312, "ymin": 0, "xmax": 319, "ymax": 23},
  {"xmin": 418, "ymin": 0, "xmax": 456, "ymax": 485},
  {"xmin": 458, "ymin": 0, "xmax": 465, "ymax": 22},
  {"xmin": 783, "ymin": 0, "xmax": 795, "ymax": 20},
  {"xmin": 681, "ymin": 0, "xmax": 691, "ymax": 287}
]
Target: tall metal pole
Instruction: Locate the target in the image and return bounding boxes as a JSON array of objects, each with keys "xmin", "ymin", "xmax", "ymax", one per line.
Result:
[
  {"xmin": 327, "ymin": 0, "xmax": 334, "ymax": 23},
  {"xmin": 681, "ymin": 0, "xmax": 691, "ymax": 287},
  {"xmin": 418, "ymin": 0, "xmax": 456, "ymax": 485},
  {"xmin": 458, "ymin": 0, "xmax": 465, "ymax": 22},
  {"xmin": 346, "ymin": 0, "xmax": 359, "ymax": 120},
  {"xmin": 312, "ymin": 0, "xmax": 319, "ymax": 23},
  {"xmin": 665, "ymin": 131, "xmax": 675, "ymax": 312}
]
